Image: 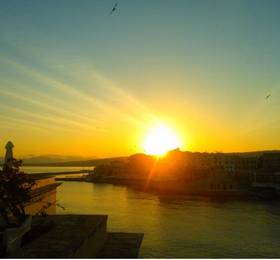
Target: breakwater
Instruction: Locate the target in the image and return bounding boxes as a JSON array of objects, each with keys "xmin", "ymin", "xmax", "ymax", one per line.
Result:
[
  {"xmin": 28, "ymin": 170, "xmax": 89, "ymax": 178},
  {"xmin": 59, "ymin": 175, "xmax": 253, "ymax": 198}
]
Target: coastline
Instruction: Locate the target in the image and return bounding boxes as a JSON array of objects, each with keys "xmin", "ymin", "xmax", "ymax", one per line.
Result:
[{"xmin": 55, "ymin": 175, "xmax": 256, "ymax": 199}]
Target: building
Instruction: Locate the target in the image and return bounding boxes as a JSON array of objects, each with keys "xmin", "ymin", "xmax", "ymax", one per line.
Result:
[{"xmin": 258, "ymin": 152, "xmax": 280, "ymax": 173}]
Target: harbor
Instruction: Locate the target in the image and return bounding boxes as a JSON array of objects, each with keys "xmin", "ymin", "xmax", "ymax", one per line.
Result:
[
  {"xmin": 1, "ymin": 142, "xmax": 280, "ymax": 257},
  {"xmin": 4, "ymin": 161, "xmax": 279, "ymax": 258},
  {"xmin": 0, "ymin": 143, "xmax": 144, "ymax": 258},
  {"xmin": 1, "ymin": 1, "xmax": 280, "ymax": 258},
  {"xmin": 54, "ymin": 180, "xmax": 280, "ymax": 258},
  {"xmin": 53, "ymin": 150, "xmax": 280, "ymax": 199}
]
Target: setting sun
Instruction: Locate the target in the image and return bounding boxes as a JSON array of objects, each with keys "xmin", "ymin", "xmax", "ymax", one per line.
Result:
[{"xmin": 143, "ymin": 124, "xmax": 181, "ymax": 156}]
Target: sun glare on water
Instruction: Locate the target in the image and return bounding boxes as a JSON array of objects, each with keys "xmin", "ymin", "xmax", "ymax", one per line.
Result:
[{"xmin": 143, "ymin": 124, "xmax": 181, "ymax": 156}]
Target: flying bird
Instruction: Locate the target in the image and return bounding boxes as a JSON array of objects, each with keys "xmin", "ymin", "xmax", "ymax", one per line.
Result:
[
  {"xmin": 266, "ymin": 94, "xmax": 271, "ymax": 100},
  {"xmin": 110, "ymin": 2, "xmax": 118, "ymax": 14}
]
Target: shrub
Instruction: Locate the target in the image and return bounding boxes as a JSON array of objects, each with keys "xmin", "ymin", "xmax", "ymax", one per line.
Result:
[{"xmin": 0, "ymin": 159, "xmax": 35, "ymax": 228}]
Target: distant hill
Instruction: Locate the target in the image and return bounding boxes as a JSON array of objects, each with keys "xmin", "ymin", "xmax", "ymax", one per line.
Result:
[
  {"xmin": 1, "ymin": 150, "xmax": 279, "ymax": 167},
  {"xmin": 23, "ymin": 157, "xmax": 127, "ymax": 167},
  {"xmin": 0, "ymin": 154, "xmax": 126, "ymax": 167},
  {"xmin": 0, "ymin": 155, "xmax": 97, "ymax": 166}
]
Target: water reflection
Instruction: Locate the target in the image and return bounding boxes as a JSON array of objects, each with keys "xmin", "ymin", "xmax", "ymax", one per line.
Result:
[{"xmin": 56, "ymin": 181, "xmax": 280, "ymax": 258}]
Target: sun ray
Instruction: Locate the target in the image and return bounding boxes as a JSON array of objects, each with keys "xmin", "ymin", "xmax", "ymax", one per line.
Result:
[
  {"xmin": 0, "ymin": 88, "xmax": 104, "ymax": 130},
  {"xmin": 144, "ymin": 157, "xmax": 160, "ymax": 191},
  {"xmin": 90, "ymin": 71, "xmax": 157, "ymax": 122},
  {"xmin": 0, "ymin": 102, "xmax": 98, "ymax": 131},
  {"xmin": 0, "ymin": 46, "xmax": 162, "ymax": 140},
  {"xmin": 0, "ymin": 114, "xmax": 80, "ymax": 134},
  {"xmin": 0, "ymin": 57, "xmax": 152, "ymax": 129}
]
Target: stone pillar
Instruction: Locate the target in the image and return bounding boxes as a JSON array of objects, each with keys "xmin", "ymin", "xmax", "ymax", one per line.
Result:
[{"xmin": 4, "ymin": 141, "xmax": 14, "ymax": 170}]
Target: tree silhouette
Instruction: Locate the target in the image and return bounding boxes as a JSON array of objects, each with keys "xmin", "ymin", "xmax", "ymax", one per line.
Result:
[{"xmin": 0, "ymin": 158, "xmax": 35, "ymax": 227}]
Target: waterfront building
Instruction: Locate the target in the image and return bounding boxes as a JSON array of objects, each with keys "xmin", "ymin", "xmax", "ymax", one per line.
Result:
[
  {"xmin": 258, "ymin": 152, "xmax": 280, "ymax": 173},
  {"xmin": 91, "ymin": 149, "xmax": 280, "ymax": 196},
  {"xmin": 255, "ymin": 152, "xmax": 280, "ymax": 184},
  {"xmin": 182, "ymin": 152, "xmax": 258, "ymax": 176}
]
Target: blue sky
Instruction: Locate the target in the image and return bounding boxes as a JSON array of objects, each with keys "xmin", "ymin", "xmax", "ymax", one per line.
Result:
[{"xmin": 0, "ymin": 0, "xmax": 279, "ymax": 156}]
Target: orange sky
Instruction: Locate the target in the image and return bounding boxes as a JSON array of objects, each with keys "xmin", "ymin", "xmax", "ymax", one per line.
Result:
[{"xmin": 0, "ymin": 1, "xmax": 279, "ymax": 157}]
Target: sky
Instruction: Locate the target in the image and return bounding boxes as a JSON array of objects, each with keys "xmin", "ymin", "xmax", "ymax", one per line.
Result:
[{"xmin": 0, "ymin": 0, "xmax": 279, "ymax": 157}]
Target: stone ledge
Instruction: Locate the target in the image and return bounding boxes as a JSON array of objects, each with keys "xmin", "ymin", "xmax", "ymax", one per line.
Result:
[
  {"xmin": 11, "ymin": 215, "xmax": 107, "ymax": 258},
  {"xmin": 97, "ymin": 232, "xmax": 144, "ymax": 258}
]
